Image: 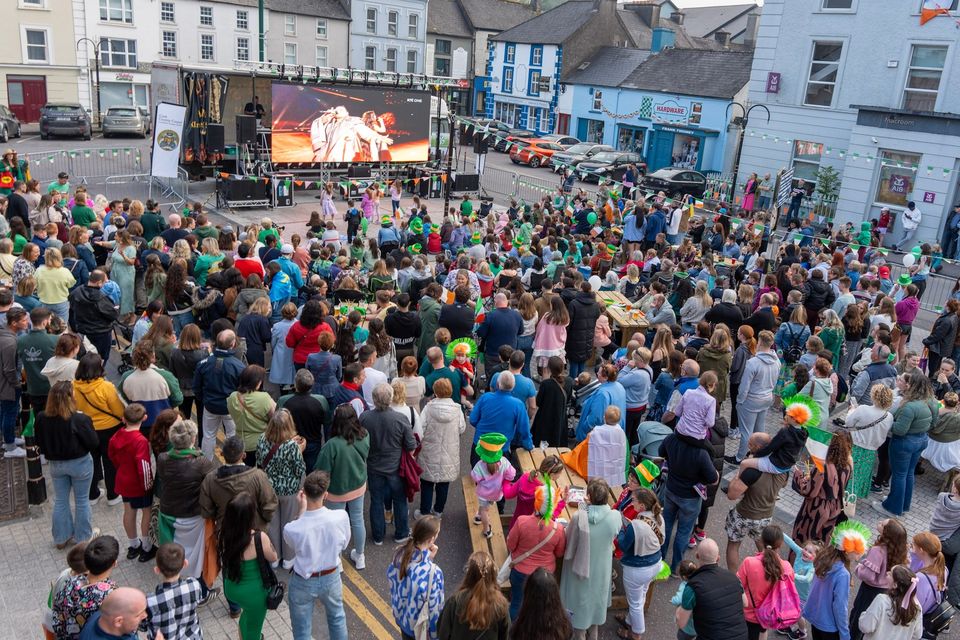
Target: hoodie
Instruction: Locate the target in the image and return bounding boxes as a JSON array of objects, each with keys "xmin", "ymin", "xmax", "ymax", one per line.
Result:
[
  {"xmin": 802, "ymin": 561, "xmax": 850, "ymax": 640},
  {"xmin": 930, "ymin": 491, "xmax": 960, "ymax": 539},
  {"xmin": 73, "ymin": 378, "xmax": 126, "ymax": 430},
  {"xmin": 736, "ymin": 350, "xmax": 781, "ymax": 411},
  {"xmin": 41, "ymin": 356, "xmax": 78, "ymax": 386},
  {"xmin": 108, "ymin": 427, "xmax": 153, "ymax": 498},
  {"xmin": 199, "ymin": 464, "xmax": 278, "ymax": 529},
  {"xmin": 384, "ymin": 308, "xmax": 422, "ymax": 349}
]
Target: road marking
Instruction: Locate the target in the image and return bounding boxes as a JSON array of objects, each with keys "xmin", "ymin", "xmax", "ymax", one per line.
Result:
[
  {"xmin": 14, "ymin": 135, "xmax": 38, "ymax": 144},
  {"xmin": 341, "ymin": 561, "xmax": 399, "ymax": 630},
  {"xmin": 342, "ymin": 582, "xmax": 394, "ymax": 640}
]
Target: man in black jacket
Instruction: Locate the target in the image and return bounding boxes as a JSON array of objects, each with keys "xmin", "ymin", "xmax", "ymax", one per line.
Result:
[
  {"xmin": 744, "ymin": 292, "xmax": 777, "ymax": 335},
  {"xmin": 676, "ymin": 538, "xmax": 747, "ymax": 640},
  {"xmin": 704, "ymin": 289, "xmax": 744, "ymax": 337},
  {"xmin": 384, "ymin": 293, "xmax": 421, "ymax": 364},
  {"xmin": 6, "ymin": 181, "xmax": 29, "ymax": 227},
  {"xmin": 68, "ymin": 270, "xmax": 119, "ymax": 362},
  {"xmin": 802, "ymin": 270, "xmax": 835, "ymax": 330}
]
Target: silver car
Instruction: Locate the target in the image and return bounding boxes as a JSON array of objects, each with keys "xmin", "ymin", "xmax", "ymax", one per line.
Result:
[{"xmin": 102, "ymin": 106, "xmax": 148, "ymax": 138}]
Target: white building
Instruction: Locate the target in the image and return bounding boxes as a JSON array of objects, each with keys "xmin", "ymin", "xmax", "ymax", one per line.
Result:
[
  {"xmin": 347, "ymin": 0, "xmax": 429, "ymax": 74},
  {"xmin": 736, "ymin": 0, "xmax": 960, "ymax": 248}
]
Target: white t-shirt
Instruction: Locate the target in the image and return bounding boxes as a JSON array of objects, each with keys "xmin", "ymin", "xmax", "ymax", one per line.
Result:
[
  {"xmin": 902, "ymin": 206, "xmax": 921, "ymax": 230},
  {"xmin": 361, "ymin": 366, "xmax": 389, "ymax": 407},
  {"xmin": 667, "ymin": 207, "xmax": 683, "ymax": 235}
]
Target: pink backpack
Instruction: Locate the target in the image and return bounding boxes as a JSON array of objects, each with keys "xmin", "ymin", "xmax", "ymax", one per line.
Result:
[{"xmin": 751, "ymin": 574, "xmax": 802, "ymax": 630}]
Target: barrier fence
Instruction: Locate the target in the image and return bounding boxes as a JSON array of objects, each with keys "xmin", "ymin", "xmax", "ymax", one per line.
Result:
[{"xmin": 21, "ymin": 147, "xmax": 145, "ymax": 184}]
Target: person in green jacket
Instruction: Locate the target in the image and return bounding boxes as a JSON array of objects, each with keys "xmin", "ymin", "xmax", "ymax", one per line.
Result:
[
  {"xmin": 16, "ymin": 307, "xmax": 59, "ymax": 411},
  {"xmin": 417, "ymin": 284, "xmax": 442, "ymax": 360},
  {"xmin": 138, "ymin": 200, "xmax": 167, "ymax": 242},
  {"xmin": 70, "ymin": 196, "xmax": 97, "ymax": 228},
  {"xmin": 817, "ymin": 309, "xmax": 845, "ymax": 370},
  {"xmin": 315, "ymin": 404, "xmax": 371, "ymax": 570},
  {"xmin": 193, "ymin": 237, "xmax": 224, "ymax": 286},
  {"xmin": 459, "ymin": 194, "xmax": 473, "ymax": 220}
]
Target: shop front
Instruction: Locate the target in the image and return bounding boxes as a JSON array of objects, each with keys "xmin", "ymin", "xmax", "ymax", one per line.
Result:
[
  {"xmin": 577, "ymin": 118, "xmax": 604, "ymax": 144},
  {"xmin": 616, "ymin": 125, "xmax": 646, "ymax": 154},
  {"xmin": 646, "ymin": 124, "xmax": 719, "ymax": 172},
  {"xmin": 97, "ymin": 71, "xmax": 150, "ymax": 115}
]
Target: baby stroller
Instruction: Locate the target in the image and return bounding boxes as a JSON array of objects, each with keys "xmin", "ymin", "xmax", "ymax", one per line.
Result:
[
  {"xmin": 632, "ymin": 420, "xmax": 671, "ymax": 502},
  {"xmin": 112, "ymin": 321, "xmax": 134, "ymax": 375}
]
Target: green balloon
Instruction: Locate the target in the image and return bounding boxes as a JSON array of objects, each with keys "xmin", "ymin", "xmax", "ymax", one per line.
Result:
[
  {"xmin": 587, "ymin": 212, "xmax": 598, "ymax": 225},
  {"xmin": 911, "ymin": 246, "xmax": 922, "ymax": 256}
]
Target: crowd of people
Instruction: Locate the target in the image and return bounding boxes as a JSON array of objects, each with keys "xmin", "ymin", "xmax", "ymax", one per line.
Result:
[{"xmin": 0, "ymin": 152, "xmax": 958, "ymax": 640}]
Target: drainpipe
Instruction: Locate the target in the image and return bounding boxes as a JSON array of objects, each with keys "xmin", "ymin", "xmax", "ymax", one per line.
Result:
[{"xmin": 259, "ymin": 0, "xmax": 265, "ymax": 62}]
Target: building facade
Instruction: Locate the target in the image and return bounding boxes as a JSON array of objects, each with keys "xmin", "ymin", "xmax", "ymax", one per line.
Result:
[
  {"xmin": 348, "ymin": 0, "xmax": 428, "ymax": 74},
  {"xmin": 1, "ymin": 0, "xmax": 86, "ymax": 123},
  {"xmin": 736, "ymin": 0, "xmax": 960, "ymax": 248},
  {"xmin": 263, "ymin": 0, "xmax": 350, "ymax": 70}
]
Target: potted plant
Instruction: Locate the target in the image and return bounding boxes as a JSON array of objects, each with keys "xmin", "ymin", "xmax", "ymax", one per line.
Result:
[{"xmin": 813, "ymin": 165, "xmax": 841, "ymax": 219}]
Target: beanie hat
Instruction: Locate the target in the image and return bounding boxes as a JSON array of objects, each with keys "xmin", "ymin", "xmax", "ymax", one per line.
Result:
[{"xmin": 475, "ymin": 433, "xmax": 507, "ymax": 464}]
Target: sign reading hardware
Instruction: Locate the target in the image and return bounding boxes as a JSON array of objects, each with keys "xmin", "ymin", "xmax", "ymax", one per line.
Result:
[{"xmin": 652, "ymin": 100, "xmax": 689, "ymax": 124}]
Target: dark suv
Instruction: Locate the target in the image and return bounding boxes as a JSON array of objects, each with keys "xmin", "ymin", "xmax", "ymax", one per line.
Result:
[{"xmin": 39, "ymin": 103, "xmax": 92, "ymax": 140}]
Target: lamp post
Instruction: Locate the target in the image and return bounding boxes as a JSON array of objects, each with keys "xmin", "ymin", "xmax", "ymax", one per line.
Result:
[
  {"xmin": 76, "ymin": 38, "xmax": 103, "ymax": 130},
  {"xmin": 726, "ymin": 101, "xmax": 770, "ymax": 205}
]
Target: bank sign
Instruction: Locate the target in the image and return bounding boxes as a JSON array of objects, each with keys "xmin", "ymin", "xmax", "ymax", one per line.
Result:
[{"xmin": 652, "ymin": 100, "xmax": 689, "ymax": 124}]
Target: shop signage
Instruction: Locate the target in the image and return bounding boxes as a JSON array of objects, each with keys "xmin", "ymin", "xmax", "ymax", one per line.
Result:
[
  {"xmin": 888, "ymin": 174, "xmax": 911, "ymax": 195},
  {"xmin": 766, "ymin": 72, "xmax": 781, "ymax": 94},
  {"xmin": 923, "ymin": 191, "xmax": 936, "ymax": 204},
  {"xmin": 115, "ymin": 72, "xmax": 134, "ymax": 82},
  {"xmin": 856, "ymin": 106, "xmax": 960, "ymax": 136},
  {"xmin": 652, "ymin": 100, "xmax": 688, "ymax": 124},
  {"xmin": 657, "ymin": 125, "xmax": 699, "ymax": 136}
]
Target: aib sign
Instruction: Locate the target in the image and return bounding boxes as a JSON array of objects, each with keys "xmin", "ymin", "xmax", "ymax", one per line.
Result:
[
  {"xmin": 888, "ymin": 174, "xmax": 911, "ymax": 195},
  {"xmin": 652, "ymin": 100, "xmax": 689, "ymax": 124}
]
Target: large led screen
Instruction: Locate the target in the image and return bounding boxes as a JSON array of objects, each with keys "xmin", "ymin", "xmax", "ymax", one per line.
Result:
[{"xmin": 271, "ymin": 83, "xmax": 431, "ymax": 163}]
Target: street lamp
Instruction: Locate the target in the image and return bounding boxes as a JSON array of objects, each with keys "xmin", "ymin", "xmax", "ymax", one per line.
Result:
[
  {"xmin": 76, "ymin": 38, "xmax": 102, "ymax": 130},
  {"xmin": 726, "ymin": 101, "xmax": 770, "ymax": 205}
]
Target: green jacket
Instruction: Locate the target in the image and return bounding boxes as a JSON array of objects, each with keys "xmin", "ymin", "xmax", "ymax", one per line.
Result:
[
  {"xmin": 314, "ymin": 434, "xmax": 370, "ymax": 497},
  {"xmin": 17, "ymin": 330, "xmax": 58, "ymax": 395},
  {"xmin": 891, "ymin": 398, "xmax": 939, "ymax": 437},
  {"xmin": 139, "ymin": 211, "xmax": 167, "ymax": 242},
  {"xmin": 417, "ymin": 295, "xmax": 441, "ymax": 360},
  {"xmin": 930, "ymin": 411, "xmax": 960, "ymax": 443}
]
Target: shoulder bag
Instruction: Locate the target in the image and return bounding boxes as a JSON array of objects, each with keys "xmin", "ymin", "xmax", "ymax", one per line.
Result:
[
  {"xmin": 414, "ymin": 564, "xmax": 438, "ymax": 640},
  {"xmin": 257, "ymin": 442, "xmax": 282, "ymax": 471},
  {"xmin": 497, "ymin": 523, "xmax": 558, "ymax": 584},
  {"xmin": 921, "ymin": 573, "xmax": 955, "ymax": 638},
  {"xmin": 253, "ymin": 530, "xmax": 285, "ymax": 610}
]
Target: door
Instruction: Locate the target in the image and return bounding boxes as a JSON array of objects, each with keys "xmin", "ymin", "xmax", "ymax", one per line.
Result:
[
  {"xmin": 6, "ymin": 75, "xmax": 46, "ymax": 123},
  {"xmin": 557, "ymin": 113, "xmax": 570, "ymax": 136},
  {"xmin": 649, "ymin": 131, "xmax": 674, "ymax": 172}
]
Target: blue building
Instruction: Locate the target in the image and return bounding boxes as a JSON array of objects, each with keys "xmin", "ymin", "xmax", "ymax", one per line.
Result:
[{"xmin": 566, "ymin": 47, "xmax": 753, "ymax": 174}]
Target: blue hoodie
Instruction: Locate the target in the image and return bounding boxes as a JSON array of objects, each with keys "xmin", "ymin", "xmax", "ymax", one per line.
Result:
[{"xmin": 801, "ymin": 560, "xmax": 850, "ymax": 640}]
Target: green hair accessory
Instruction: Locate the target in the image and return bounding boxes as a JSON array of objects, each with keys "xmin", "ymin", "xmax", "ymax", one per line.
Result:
[
  {"xmin": 783, "ymin": 394, "xmax": 820, "ymax": 428},
  {"xmin": 446, "ymin": 337, "xmax": 477, "ymax": 360}
]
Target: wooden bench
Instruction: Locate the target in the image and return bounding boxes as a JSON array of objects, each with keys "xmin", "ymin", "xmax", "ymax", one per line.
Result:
[{"xmin": 461, "ymin": 476, "xmax": 511, "ymax": 590}]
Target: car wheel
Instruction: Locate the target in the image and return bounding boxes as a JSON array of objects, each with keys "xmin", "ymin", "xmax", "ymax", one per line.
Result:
[
  {"xmin": 83, "ymin": 128, "xmax": 92, "ymax": 141},
  {"xmin": 529, "ymin": 156, "xmax": 540, "ymax": 168},
  {"xmin": 40, "ymin": 132, "xmax": 48, "ymax": 140},
  {"xmin": 14, "ymin": 124, "xmax": 21, "ymax": 138},
  {"xmin": 0, "ymin": 126, "xmax": 7, "ymax": 143}
]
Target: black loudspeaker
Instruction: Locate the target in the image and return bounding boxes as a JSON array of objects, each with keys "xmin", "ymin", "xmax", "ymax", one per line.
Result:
[
  {"xmin": 473, "ymin": 135, "xmax": 489, "ymax": 154},
  {"xmin": 235, "ymin": 115, "xmax": 256, "ymax": 144},
  {"xmin": 453, "ymin": 173, "xmax": 480, "ymax": 192},
  {"xmin": 218, "ymin": 177, "xmax": 268, "ymax": 201},
  {"xmin": 206, "ymin": 124, "xmax": 224, "ymax": 152},
  {"xmin": 347, "ymin": 165, "xmax": 371, "ymax": 178},
  {"xmin": 460, "ymin": 123, "xmax": 474, "ymax": 146}
]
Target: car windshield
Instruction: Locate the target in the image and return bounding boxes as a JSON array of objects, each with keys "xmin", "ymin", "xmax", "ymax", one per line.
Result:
[
  {"xmin": 564, "ymin": 144, "xmax": 594, "ymax": 154},
  {"xmin": 590, "ymin": 152, "xmax": 619, "ymax": 163},
  {"xmin": 108, "ymin": 108, "xmax": 138, "ymax": 116},
  {"xmin": 649, "ymin": 170, "xmax": 679, "ymax": 179},
  {"xmin": 44, "ymin": 106, "xmax": 82, "ymax": 114}
]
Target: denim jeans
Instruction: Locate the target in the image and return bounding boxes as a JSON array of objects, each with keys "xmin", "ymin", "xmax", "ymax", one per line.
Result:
[
  {"xmin": 516, "ymin": 334, "xmax": 534, "ymax": 378},
  {"xmin": 303, "ymin": 440, "xmax": 322, "ymax": 473},
  {"xmin": 736, "ymin": 404, "xmax": 769, "ymax": 461},
  {"xmin": 49, "ymin": 455, "xmax": 94, "ymax": 545},
  {"xmin": 882, "ymin": 433, "xmax": 928, "ymax": 515},
  {"xmin": 0, "ymin": 392, "xmax": 20, "ymax": 447},
  {"xmin": 509, "ymin": 568, "xmax": 528, "ymax": 620},
  {"xmin": 170, "ymin": 310, "xmax": 195, "ymax": 336},
  {"xmin": 420, "ymin": 480, "xmax": 450, "ymax": 515},
  {"xmin": 327, "ymin": 495, "xmax": 366, "ymax": 556},
  {"xmin": 569, "ymin": 360, "xmax": 586, "ymax": 378},
  {"xmin": 660, "ymin": 488, "xmax": 701, "ymax": 571},
  {"xmin": 43, "ymin": 300, "xmax": 69, "ymax": 325},
  {"xmin": 288, "ymin": 571, "xmax": 347, "ymax": 640},
  {"xmin": 368, "ymin": 472, "xmax": 409, "ymax": 543}
]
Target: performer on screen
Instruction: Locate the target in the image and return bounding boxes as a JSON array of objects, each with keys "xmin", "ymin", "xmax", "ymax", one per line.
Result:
[
  {"xmin": 361, "ymin": 111, "xmax": 391, "ymax": 162},
  {"xmin": 309, "ymin": 106, "xmax": 393, "ymax": 163}
]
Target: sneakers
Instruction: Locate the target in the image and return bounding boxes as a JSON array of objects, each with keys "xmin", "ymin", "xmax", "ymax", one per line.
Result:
[
  {"xmin": 723, "ymin": 455, "xmax": 740, "ymax": 466},
  {"xmin": 350, "ymin": 549, "xmax": 366, "ymax": 570},
  {"xmin": 472, "ymin": 514, "xmax": 482, "ymax": 525},
  {"xmin": 89, "ymin": 491, "xmax": 103, "ymax": 506},
  {"xmin": 870, "ymin": 482, "xmax": 883, "ymax": 493},
  {"xmin": 870, "ymin": 499, "xmax": 898, "ymax": 518},
  {"xmin": 126, "ymin": 544, "xmax": 142, "ymax": 560},
  {"xmin": 777, "ymin": 626, "xmax": 807, "ymax": 639},
  {"xmin": 413, "ymin": 509, "xmax": 424, "ymax": 520},
  {"xmin": 282, "ymin": 559, "xmax": 294, "ymax": 571},
  {"xmin": 197, "ymin": 586, "xmax": 221, "ymax": 606},
  {"xmin": 56, "ymin": 537, "xmax": 76, "ymax": 550},
  {"xmin": 687, "ymin": 535, "xmax": 698, "ymax": 549},
  {"xmin": 384, "ymin": 510, "xmax": 393, "ymax": 525},
  {"xmin": 13, "ymin": 437, "xmax": 24, "ymax": 446},
  {"xmin": 483, "ymin": 528, "xmax": 493, "ymax": 539},
  {"xmin": 372, "ymin": 539, "xmax": 384, "ymax": 546},
  {"xmin": 138, "ymin": 546, "xmax": 158, "ymax": 563},
  {"xmin": 3, "ymin": 446, "xmax": 27, "ymax": 458},
  {"xmin": 394, "ymin": 535, "xmax": 411, "ymax": 544},
  {"xmin": 107, "ymin": 495, "xmax": 123, "ymax": 506}
]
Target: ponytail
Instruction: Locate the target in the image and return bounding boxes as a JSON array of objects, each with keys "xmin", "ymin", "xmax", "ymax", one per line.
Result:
[
  {"xmin": 631, "ymin": 488, "xmax": 662, "ymax": 522},
  {"xmin": 394, "ymin": 515, "xmax": 441, "ymax": 580},
  {"xmin": 760, "ymin": 525, "xmax": 784, "ymax": 583}
]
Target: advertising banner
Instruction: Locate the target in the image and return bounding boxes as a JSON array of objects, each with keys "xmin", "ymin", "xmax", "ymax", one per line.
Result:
[
  {"xmin": 150, "ymin": 102, "xmax": 187, "ymax": 178},
  {"xmin": 271, "ymin": 83, "xmax": 431, "ymax": 164}
]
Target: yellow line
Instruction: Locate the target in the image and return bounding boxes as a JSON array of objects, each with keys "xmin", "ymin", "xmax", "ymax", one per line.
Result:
[
  {"xmin": 341, "ymin": 560, "xmax": 400, "ymax": 631},
  {"xmin": 342, "ymin": 582, "xmax": 394, "ymax": 640}
]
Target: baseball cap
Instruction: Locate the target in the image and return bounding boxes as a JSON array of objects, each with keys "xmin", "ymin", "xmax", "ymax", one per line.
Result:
[
  {"xmin": 281, "ymin": 243, "xmax": 294, "ymax": 254},
  {"xmin": 878, "ymin": 266, "xmax": 890, "ymax": 279}
]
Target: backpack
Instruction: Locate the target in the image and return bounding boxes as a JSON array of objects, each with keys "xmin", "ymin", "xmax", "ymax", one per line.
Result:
[
  {"xmin": 751, "ymin": 573, "xmax": 802, "ymax": 631},
  {"xmin": 784, "ymin": 324, "xmax": 805, "ymax": 364}
]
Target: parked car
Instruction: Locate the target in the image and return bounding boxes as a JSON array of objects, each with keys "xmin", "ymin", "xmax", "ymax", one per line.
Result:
[
  {"xmin": 102, "ymin": 106, "xmax": 149, "ymax": 138},
  {"xmin": 140, "ymin": 107, "xmax": 152, "ymax": 135},
  {"xmin": 537, "ymin": 133, "xmax": 580, "ymax": 147},
  {"xmin": 509, "ymin": 139, "xmax": 568, "ymax": 167},
  {"xmin": 0, "ymin": 105, "xmax": 22, "ymax": 143},
  {"xmin": 551, "ymin": 143, "xmax": 614, "ymax": 173},
  {"xmin": 639, "ymin": 168, "xmax": 708, "ymax": 198},
  {"xmin": 39, "ymin": 104, "xmax": 92, "ymax": 140},
  {"xmin": 576, "ymin": 151, "xmax": 646, "ymax": 182},
  {"xmin": 493, "ymin": 128, "xmax": 535, "ymax": 152}
]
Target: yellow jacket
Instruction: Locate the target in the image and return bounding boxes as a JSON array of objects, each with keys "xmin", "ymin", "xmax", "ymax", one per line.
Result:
[{"xmin": 74, "ymin": 377, "xmax": 126, "ymax": 430}]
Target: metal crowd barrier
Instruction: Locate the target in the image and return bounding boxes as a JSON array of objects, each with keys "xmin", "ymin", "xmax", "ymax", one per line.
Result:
[
  {"xmin": 103, "ymin": 168, "xmax": 189, "ymax": 211},
  {"xmin": 21, "ymin": 147, "xmax": 144, "ymax": 184}
]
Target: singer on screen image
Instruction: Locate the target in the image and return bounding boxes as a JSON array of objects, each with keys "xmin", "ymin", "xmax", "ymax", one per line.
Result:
[{"xmin": 310, "ymin": 106, "xmax": 394, "ymax": 162}]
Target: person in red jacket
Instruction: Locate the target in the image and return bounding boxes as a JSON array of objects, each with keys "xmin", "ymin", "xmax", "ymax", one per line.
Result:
[
  {"xmin": 108, "ymin": 403, "xmax": 156, "ymax": 563},
  {"xmin": 285, "ymin": 299, "xmax": 334, "ymax": 369}
]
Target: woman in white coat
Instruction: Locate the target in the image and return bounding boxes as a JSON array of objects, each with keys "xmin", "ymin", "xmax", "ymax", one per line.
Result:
[{"xmin": 414, "ymin": 378, "xmax": 465, "ymax": 519}]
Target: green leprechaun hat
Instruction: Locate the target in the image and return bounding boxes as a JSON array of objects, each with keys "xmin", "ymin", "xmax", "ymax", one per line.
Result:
[
  {"xmin": 471, "ymin": 231, "xmax": 482, "ymax": 245},
  {"xmin": 631, "ymin": 459, "xmax": 661, "ymax": 488},
  {"xmin": 381, "ymin": 215, "xmax": 392, "ymax": 226},
  {"xmin": 409, "ymin": 218, "xmax": 423, "ymax": 234},
  {"xmin": 409, "ymin": 243, "xmax": 422, "ymax": 254},
  {"xmin": 475, "ymin": 432, "xmax": 507, "ymax": 463}
]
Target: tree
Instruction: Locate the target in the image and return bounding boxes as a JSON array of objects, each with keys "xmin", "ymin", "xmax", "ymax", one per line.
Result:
[{"xmin": 814, "ymin": 165, "xmax": 841, "ymax": 201}]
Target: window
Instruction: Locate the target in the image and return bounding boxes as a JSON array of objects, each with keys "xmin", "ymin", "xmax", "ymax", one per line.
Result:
[
  {"xmin": 821, "ymin": 0, "xmax": 854, "ymax": 8},
  {"xmin": 538, "ymin": 108, "xmax": 549, "ymax": 132},
  {"xmin": 100, "ymin": 38, "xmax": 137, "ymax": 67},
  {"xmin": 236, "ymin": 11, "xmax": 248, "ymax": 30},
  {"xmin": 99, "ymin": 0, "xmax": 133, "ymax": 23},
  {"xmin": 434, "ymin": 39, "xmax": 451, "ymax": 76},
  {"xmin": 803, "ymin": 41, "xmax": 843, "ymax": 107},
  {"xmin": 284, "ymin": 42, "xmax": 297, "ymax": 64},
  {"xmin": 160, "ymin": 1, "xmax": 174, "ymax": 22},
  {"xmin": 316, "ymin": 19, "xmax": 327, "ymax": 38},
  {"xmin": 505, "ymin": 43, "xmax": 515, "ymax": 64},
  {"xmin": 592, "ymin": 89, "xmax": 602, "ymax": 110},
  {"xmin": 20, "ymin": 0, "xmax": 44, "ymax": 6},
  {"xmin": 315, "ymin": 45, "xmax": 327, "ymax": 67},
  {"xmin": 902, "ymin": 45, "xmax": 947, "ymax": 112},
  {"xmin": 791, "ymin": 140, "xmax": 823, "ymax": 187},
  {"xmin": 23, "ymin": 28, "xmax": 49, "ymax": 62},
  {"xmin": 531, "ymin": 45, "xmax": 543, "ymax": 66},
  {"xmin": 366, "ymin": 8, "xmax": 377, "ymax": 33},
  {"xmin": 162, "ymin": 31, "xmax": 177, "ymax": 57},
  {"xmin": 502, "ymin": 67, "xmax": 513, "ymax": 92},
  {"xmin": 387, "ymin": 11, "xmax": 398, "ymax": 36},
  {"xmin": 237, "ymin": 37, "xmax": 250, "ymax": 61},
  {"xmin": 200, "ymin": 34, "xmax": 214, "ymax": 61},
  {"xmin": 364, "ymin": 46, "xmax": 376, "ymax": 70},
  {"xmin": 199, "ymin": 6, "xmax": 213, "ymax": 26},
  {"xmin": 875, "ymin": 150, "xmax": 921, "ymax": 207},
  {"xmin": 386, "ymin": 48, "xmax": 397, "ymax": 72},
  {"xmin": 408, "ymin": 14, "xmax": 418, "ymax": 38},
  {"xmin": 528, "ymin": 70, "xmax": 541, "ymax": 96},
  {"xmin": 406, "ymin": 49, "xmax": 417, "ymax": 73},
  {"xmin": 435, "ymin": 39, "xmax": 451, "ymax": 55},
  {"xmin": 284, "ymin": 15, "xmax": 296, "ymax": 36}
]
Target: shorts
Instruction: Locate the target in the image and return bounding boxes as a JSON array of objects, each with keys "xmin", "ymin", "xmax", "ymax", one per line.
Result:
[
  {"xmin": 756, "ymin": 456, "xmax": 791, "ymax": 474},
  {"xmin": 478, "ymin": 498, "xmax": 495, "ymax": 508},
  {"xmin": 896, "ymin": 322, "xmax": 912, "ymax": 337},
  {"xmin": 724, "ymin": 507, "xmax": 771, "ymax": 543},
  {"xmin": 122, "ymin": 493, "xmax": 153, "ymax": 510}
]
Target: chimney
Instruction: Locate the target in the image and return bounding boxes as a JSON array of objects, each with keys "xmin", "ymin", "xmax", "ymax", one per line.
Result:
[
  {"xmin": 629, "ymin": 1, "xmax": 661, "ymax": 29},
  {"xmin": 531, "ymin": 0, "xmax": 541, "ymax": 13},
  {"xmin": 714, "ymin": 30, "xmax": 731, "ymax": 47},
  {"xmin": 670, "ymin": 10, "xmax": 684, "ymax": 25},
  {"xmin": 651, "ymin": 26, "xmax": 675, "ymax": 53},
  {"xmin": 744, "ymin": 11, "xmax": 759, "ymax": 48}
]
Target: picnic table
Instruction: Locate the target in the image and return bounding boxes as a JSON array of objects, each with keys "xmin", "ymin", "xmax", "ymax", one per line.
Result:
[{"xmin": 597, "ymin": 292, "xmax": 650, "ymax": 346}]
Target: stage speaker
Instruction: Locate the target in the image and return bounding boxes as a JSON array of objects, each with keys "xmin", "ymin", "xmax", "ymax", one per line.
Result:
[
  {"xmin": 473, "ymin": 135, "xmax": 489, "ymax": 155},
  {"xmin": 218, "ymin": 177, "xmax": 268, "ymax": 201},
  {"xmin": 206, "ymin": 124, "xmax": 225, "ymax": 152},
  {"xmin": 347, "ymin": 165, "xmax": 371, "ymax": 178},
  {"xmin": 453, "ymin": 173, "xmax": 480, "ymax": 192},
  {"xmin": 460, "ymin": 123, "xmax": 474, "ymax": 146},
  {"xmin": 235, "ymin": 115, "xmax": 256, "ymax": 144}
]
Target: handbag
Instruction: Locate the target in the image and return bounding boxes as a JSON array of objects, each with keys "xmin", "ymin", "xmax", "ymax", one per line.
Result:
[
  {"xmin": 921, "ymin": 573, "xmax": 955, "ymax": 638},
  {"xmin": 253, "ymin": 530, "xmax": 285, "ymax": 610},
  {"xmin": 414, "ymin": 565, "xmax": 437, "ymax": 640},
  {"xmin": 497, "ymin": 523, "xmax": 558, "ymax": 584}
]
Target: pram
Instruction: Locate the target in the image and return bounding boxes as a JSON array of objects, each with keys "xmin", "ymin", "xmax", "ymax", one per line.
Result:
[
  {"xmin": 632, "ymin": 420, "xmax": 672, "ymax": 501},
  {"xmin": 112, "ymin": 321, "xmax": 134, "ymax": 375}
]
